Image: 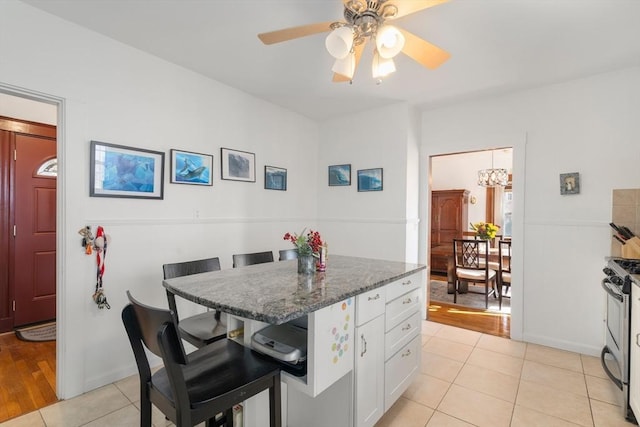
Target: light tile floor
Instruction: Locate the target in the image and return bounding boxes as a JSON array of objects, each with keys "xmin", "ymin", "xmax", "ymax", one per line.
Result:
[{"xmin": 0, "ymin": 321, "xmax": 633, "ymax": 427}]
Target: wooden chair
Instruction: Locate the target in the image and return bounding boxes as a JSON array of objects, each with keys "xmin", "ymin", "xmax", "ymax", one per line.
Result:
[
  {"xmin": 163, "ymin": 257, "xmax": 225, "ymax": 348},
  {"xmin": 122, "ymin": 291, "xmax": 282, "ymax": 427},
  {"xmin": 452, "ymin": 239, "xmax": 498, "ymax": 309},
  {"xmin": 498, "ymin": 239, "xmax": 512, "ymax": 309},
  {"xmin": 232, "ymin": 251, "xmax": 274, "ymax": 268},
  {"xmin": 278, "ymin": 248, "xmax": 298, "ymax": 261}
]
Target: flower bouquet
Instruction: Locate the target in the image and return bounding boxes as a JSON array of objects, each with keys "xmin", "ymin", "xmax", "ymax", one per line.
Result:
[
  {"xmin": 283, "ymin": 229, "xmax": 324, "ymax": 273},
  {"xmin": 470, "ymin": 222, "xmax": 500, "ymax": 240}
]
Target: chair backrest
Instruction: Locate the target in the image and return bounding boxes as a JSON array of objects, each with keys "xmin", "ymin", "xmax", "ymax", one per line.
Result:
[
  {"xmin": 122, "ymin": 291, "xmax": 187, "ymax": 368},
  {"xmin": 162, "ymin": 257, "xmax": 221, "ymax": 322},
  {"xmin": 453, "ymin": 239, "xmax": 490, "ymax": 271},
  {"xmin": 163, "ymin": 257, "xmax": 221, "ymax": 280},
  {"xmin": 232, "ymin": 251, "xmax": 274, "ymax": 268},
  {"xmin": 498, "ymin": 239, "xmax": 512, "ymax": 273},
  {"xmin": 278, "ymin": 248, "xmax": 298, "ymax": 261}
]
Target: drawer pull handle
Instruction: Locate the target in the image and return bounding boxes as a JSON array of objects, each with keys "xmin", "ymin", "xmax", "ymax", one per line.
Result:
[
  {"xmin": 401, "ymin": 349, "xmax": 412, "ymax": 358},
  {"xmin": 637, "ymin": 333, "xmax": 640, "ymax": 347},
  {"xmin": 368, "ymin": 294, "xmax": 380, "ymax": 301},
  {"xmin": 402, "ymin": 323, "xmax": 412, "ymax": 331},
  {"xmin": 403, "ymin": 297, "xmax": 412, "ymax": 304},
  {"xmin": 360, "ymin": 334, "xmax": 367, "ymax": 357},
  {"xmin": 402, "ymin": 280, "xmax": 412, "ymax": 286}
]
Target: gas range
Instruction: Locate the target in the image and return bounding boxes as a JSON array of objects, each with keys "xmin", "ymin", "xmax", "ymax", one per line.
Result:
[{"xmin": 606, "ymin": 258, "xmax": 640, "ymax": 287}]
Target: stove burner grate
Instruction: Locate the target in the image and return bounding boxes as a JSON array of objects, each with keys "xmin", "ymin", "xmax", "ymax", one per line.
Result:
[{"xmin": 613, "ymin": 258, "xmax": 640, "ymax": 275}]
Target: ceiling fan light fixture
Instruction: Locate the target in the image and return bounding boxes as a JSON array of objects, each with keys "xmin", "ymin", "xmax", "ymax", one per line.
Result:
[
  {"xmin": 332, "ymin": 52, "xmax": 356, "ymax": 79},
  {"xmin": 325, "ymin": 26, "xmax": 354, "ymax": 59},
  {"xmin": 372, "ymin": 50, "xmax": 396, "ymax": 79},
  {"xmin": 375, "ymin": 25, "xmax": 405, "ymax": 59}
]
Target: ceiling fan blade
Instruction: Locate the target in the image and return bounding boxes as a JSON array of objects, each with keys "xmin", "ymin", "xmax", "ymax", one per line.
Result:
[
  {"xmin": 333, "ymin": 41, "xmax": 366, "ymax": 82},
  {"xmin": 258, "ymin": 21, "xmax": 335, "ymax": 45},
  {"xmin": 398, "ymin": 28, "xmax": 450, "ymax": 69},
  {"xmin": 388, "ymin": 0, "xmax": 450, "ymax": 19}
]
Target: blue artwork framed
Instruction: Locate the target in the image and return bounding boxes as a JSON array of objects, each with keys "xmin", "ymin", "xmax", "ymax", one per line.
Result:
[
  {"xmin": 328, "ymin": 164, "xmax": 351, "ymax": 186},
  {"xmin": 265, "ymin": 166, "xmax": 287, "ymax": 191},
  {"xmin": 357, "ymin": 168, "xmax": 383, "ymax": 192},
  {"xmin": 90, "ymin": 140, "xmax": 164, "ymax": 199},
  {"xmin": 221, "ymin": 147, "xmax": 256, "ymax": 182},
  {"xmin": 170, "ymin": 149, "xmax": 213, "ymax": 186}
]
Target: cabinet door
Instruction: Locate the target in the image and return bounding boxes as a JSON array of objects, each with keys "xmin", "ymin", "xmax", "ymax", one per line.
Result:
[
  {"xmin": 355, "ymin": 315, "xmax": 385, "ymax": 427},
  {"xmin": 630, "ymin": 285, "xmax": 640, "ymax": 419}
]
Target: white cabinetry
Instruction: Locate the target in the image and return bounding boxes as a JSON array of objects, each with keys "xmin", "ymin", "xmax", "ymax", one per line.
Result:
[
  {"xmin": 383, "ymin": 274, "xmax": 422, "ymax": 411},
  {"xmin": 354, "ymin": 288, "xmax": 386, "ymax": 427},
  {"xmin": 630, "ymin": 284, "xmax": 640, "ymax": 419}
]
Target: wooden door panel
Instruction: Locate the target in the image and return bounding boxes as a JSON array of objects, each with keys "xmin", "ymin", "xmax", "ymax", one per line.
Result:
[{"xmin": 14, "ymin": 134, "xmax": 56, "ymax": 326}]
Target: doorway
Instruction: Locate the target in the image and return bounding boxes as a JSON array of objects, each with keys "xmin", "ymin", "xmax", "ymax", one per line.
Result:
[
  {"xmin": 0, "ymin": 92, "xmax": 60, "ymax": 421},
  {"xmin": 427, "ymin": 148, "xmax": 513, "ymax": 338}
]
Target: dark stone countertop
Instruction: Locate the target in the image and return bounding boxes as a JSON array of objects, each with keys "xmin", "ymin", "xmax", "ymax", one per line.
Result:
[{"xmin": 163, "ymin": 255, "xmax": 426, "ymax": 325}]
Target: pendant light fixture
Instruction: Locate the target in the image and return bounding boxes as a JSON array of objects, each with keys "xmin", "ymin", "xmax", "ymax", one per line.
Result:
[{"xmin": 478, "ymin": 150, "xmax": 508, "ymax": 187}]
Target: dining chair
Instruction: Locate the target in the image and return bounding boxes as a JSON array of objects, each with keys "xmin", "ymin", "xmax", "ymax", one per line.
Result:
[
  {"xmin": 232, "ymin": 251, "xmax": 274, "ymax": 268},
  {"xmin": 163, "ymin": 257, "xmax": 225, "ymax": 348},
  {"xmin": 452, "ymin": 239, "xmax": 498, "ymax": 309},
  {"xmin": 278, "ymin": 248, "xmax": 298, "ymax": 261},
  {"xmin": 122, "ymin": 291, "xmax": 282, "ymax": 427},
  {"xmin": 498, "ymin": 239, "xmax": 512, "ymax": 309}
]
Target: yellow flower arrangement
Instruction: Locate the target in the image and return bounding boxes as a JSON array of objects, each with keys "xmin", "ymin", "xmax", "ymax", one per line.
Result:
[{"xmin": 470, "ymin": 222, "xmax": 500, "ymax": 240}]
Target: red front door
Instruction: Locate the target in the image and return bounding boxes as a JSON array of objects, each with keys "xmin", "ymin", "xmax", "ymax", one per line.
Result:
[{"xmin": 13, "ymin": 133, "xmax": 56, "ymax": 326}]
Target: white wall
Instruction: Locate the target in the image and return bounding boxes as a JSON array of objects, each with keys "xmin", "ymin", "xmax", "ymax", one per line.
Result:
[
  {"xmin": 1, "ymin": 0, "xmax": 319, "ymax": 398},
  {"xmin": 316, "ymin": 103, "xmax": 419, "ymax": 263},
  {"xmin": 421, "ymin": 66, "xmax": 640, "ymax": 355}
]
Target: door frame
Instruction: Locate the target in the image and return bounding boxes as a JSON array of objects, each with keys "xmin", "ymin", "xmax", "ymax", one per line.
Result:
[
  {"xmin": 420, "ymin": 132, "xmax": 526, "ymax": 341},
  {"xmin": 0, "ymin": 83, "xmax": 67, "ymax": 398}
]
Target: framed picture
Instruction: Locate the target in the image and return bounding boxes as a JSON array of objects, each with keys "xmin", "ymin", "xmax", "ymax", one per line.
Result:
[
  {"xmin": 357, "ymin": 168, "xmax": 383, "ymax": 192},
  {"xmin": 560, "ymin": 172, "xmax": 580, "ymax": 195},
  {"xmin": 90, "ymin": 140, "xmax": 164, "ymax": 199},
  {"xmin": 221, "ymin": 147, "xmax": 255, "ymax": 182},
  {"xmin": 265, "ymin": 166, "xmax": 287, "ymax": 191},
  {"xmin": 170, "ymin": 149, "xmax": 213, "ymax": 186},
  {"xmin": 328, "ymin": 164, "xmax": 351, "ymax": 186}
]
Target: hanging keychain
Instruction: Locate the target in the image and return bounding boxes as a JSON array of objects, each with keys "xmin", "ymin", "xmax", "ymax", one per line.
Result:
[{"xmin": 92, "ymin": 226, "xmax": 111, "ymax": 309}]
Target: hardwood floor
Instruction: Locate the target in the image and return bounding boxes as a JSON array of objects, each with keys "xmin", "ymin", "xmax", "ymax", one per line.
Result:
[
  {"xmin": 0, "ymin": 332, "xmax": 57, "ymax": 423},
  {"xmin": 427, "ymin": 274, "xmax": 511, "ymax": 338}
]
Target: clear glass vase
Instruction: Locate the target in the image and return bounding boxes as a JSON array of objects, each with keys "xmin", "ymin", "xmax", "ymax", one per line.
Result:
[{"xmin": 297, "ymin": 254, "xmax": 315, "ymax": 274}]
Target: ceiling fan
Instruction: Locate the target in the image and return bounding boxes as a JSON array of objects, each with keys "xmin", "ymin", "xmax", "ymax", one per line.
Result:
[{"xmin": 258, "ymin": 0, "xmax": 451, "ymax": 83}]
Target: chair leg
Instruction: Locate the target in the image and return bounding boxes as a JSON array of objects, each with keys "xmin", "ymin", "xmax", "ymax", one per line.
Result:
[
  {"xmin": 226, "ymin": 408, "xmax": 234, "ymax": 427},
  {"xmin": 270, "ymin": 373, "xmax": 282, "ymax": 427},
  {"xmin": 485, "ymin": 281, "xmax": 489, "ymax": 309},
  {"xmin": 139, "ymin": 395, "xmax": 152, "ymax": 427},
  {"xmin": 453, "ymin": 280, "xmax": 458, "ymax": 303}
]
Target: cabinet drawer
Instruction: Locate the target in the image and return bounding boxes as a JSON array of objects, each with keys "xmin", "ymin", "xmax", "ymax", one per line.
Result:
[
  {"xmin": 385, "ymin": 288, "xmax": 421, "ymax": 332},
  {"xmin": 384, "ymin": 335, "xmax": 420, "ymax": 412},
  {"xmin": 385, "ymin": 310, "xmax": 421, "ymax": 361},
  {"xmin": 356, "ymin": 287, "xmax": 386, "ymax": 327},
  {"xmin": 385, "ymin": 273, "xmax": 420, "ymax": 302}
]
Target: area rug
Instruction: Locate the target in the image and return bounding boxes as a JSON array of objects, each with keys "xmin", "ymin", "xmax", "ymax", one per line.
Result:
[
  {"xmin": 430, "ymin": 280, "xmax": 510, "ymax": 313},
  {"xmin": 15, "ymin": 322, "xmax": 56, "ymax": 342}
]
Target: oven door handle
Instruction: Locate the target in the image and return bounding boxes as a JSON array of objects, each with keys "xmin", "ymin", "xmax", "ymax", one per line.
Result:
[
  {"xmin": 600, "ymin": 346, "xmax": 623, "ymax": 390},
  {"xmin": 601, "ymin": 278, "xmax": 624, "ymax": 302}
]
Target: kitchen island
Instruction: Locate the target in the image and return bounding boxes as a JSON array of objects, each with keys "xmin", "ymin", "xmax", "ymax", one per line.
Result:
[{"xmin": 163, "ymin": 255, "xmax": 426, "ymax": 427}]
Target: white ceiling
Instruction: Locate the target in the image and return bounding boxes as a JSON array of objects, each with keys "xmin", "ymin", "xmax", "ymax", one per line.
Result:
[{"xmin": 20, "ymin": 0, "xmax": 640, "ymax": 121}]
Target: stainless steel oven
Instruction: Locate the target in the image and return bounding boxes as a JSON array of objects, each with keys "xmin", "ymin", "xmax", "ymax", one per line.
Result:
[{"xmin": 602, "ymin": 258, "xmax": 637, "ymax": 423}]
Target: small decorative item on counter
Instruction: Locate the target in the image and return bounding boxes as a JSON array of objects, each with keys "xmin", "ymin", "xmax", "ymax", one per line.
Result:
[
  {"xmin": 316, "ymin": 243, "xmax": 328, "ymax": 272},
  {"xmin": 470, "ymin": 221, "xmax": 500, "ymax": 240},
  {"xmin": 283, "ymin": 228, "xmax": 324, "ymax": 274}
]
